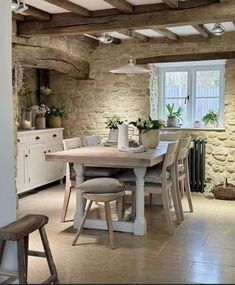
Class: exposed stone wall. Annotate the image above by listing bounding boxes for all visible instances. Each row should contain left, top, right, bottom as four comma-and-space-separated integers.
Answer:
47, 33, 235, 185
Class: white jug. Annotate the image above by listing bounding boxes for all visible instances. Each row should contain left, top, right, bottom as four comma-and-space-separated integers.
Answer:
117, 124, 134, 149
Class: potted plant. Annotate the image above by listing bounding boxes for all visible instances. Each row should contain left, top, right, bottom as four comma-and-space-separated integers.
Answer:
202, 110, 218, 127
166, 103, 183, 127
46, 106, 65, 128
31, 104, 50, 129
105, 115, 123, 142
130, 116, 163, 148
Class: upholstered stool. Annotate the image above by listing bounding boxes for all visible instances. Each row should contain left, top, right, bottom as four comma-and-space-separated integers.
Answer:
72, 178, 124, 249
0, 214, 59, 284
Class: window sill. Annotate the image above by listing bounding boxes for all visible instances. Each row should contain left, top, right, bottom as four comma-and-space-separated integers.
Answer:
162, 127, 225, 132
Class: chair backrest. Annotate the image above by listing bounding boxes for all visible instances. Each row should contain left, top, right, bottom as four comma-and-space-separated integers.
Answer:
63, 137, 82, 150
160, 131, 185, 141
163, 141, 179, 170
84, 135, 102, 146
176, 136, 191, 161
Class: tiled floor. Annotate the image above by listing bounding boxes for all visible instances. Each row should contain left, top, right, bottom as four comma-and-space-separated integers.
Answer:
18, 183, 235, 284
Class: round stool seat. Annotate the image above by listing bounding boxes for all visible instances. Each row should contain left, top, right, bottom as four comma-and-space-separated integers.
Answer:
0, 214, 48, 241
79, 178, 123, 194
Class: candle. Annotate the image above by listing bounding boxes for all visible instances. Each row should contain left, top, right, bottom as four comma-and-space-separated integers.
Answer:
24, 120, 31, 129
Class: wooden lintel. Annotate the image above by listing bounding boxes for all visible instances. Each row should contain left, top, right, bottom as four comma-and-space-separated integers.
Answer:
192, 24, 211, 38
13, 44, 89, 79
103, 0, 133, 13
136, 51, 235, 65
162, 0, 179, 8
12, 12, 25, 21
43, 0, 90, 17
24, 5, 51, 21
152, 28, 179, 40
18, 0, 229, 37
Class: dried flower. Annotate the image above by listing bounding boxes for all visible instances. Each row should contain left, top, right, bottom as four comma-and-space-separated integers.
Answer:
31, 104, 50, 115
40, 86, 53, 96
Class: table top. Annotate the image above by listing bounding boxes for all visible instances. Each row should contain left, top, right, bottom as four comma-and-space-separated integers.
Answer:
45, 144, 168, 168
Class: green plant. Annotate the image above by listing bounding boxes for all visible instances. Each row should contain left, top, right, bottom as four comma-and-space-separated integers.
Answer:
105, 115, 124, 129
130, 116, 164, 133
202, 110, 218, 125
47, 106, 65, 117
166, 103, 183, 120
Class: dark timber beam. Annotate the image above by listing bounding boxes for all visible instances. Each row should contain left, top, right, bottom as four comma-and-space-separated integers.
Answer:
12, 12, 25, 21
162, 0, 179, 8
24, 5, 51, 21
119, 29, 149, 41
152, 27, 179, 40
103, 0, 133, 13
136, 51, 235, 65
192, 24, 211, 38
13, 44, 89, 79
43, 0, 90, 16
18, 0, 232, 37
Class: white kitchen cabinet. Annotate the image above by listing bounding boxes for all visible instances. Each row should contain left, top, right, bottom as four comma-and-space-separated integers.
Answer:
16, 128, 64, 194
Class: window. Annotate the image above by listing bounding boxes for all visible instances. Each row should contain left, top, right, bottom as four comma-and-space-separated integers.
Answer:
159, 61, 225, 127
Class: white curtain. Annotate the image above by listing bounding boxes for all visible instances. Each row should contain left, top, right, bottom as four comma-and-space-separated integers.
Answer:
149, 65, 160, 119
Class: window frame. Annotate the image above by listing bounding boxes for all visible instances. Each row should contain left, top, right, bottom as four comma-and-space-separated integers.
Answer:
159, 62, 225, 127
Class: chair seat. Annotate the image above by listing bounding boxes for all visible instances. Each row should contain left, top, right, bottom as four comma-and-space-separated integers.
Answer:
118, 166, 170, 184
0, 214, 48, 241
79, 178, 123, 194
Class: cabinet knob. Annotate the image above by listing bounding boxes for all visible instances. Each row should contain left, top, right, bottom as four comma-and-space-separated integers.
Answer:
18, 138, 20, 142
48, 150, 51, 153
35, 136, 40, 140
44, 151, 47, 154
53, 134, 57, 138
25, 154, 28, 158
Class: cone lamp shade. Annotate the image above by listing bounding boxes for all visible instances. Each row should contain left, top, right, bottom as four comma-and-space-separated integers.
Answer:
110, 57, 150, 74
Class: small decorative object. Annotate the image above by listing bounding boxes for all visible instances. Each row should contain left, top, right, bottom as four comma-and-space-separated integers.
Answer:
117, 124, 134, 149
202, 110, 218, 128
46, 106, 65, 128
31, 104, 49, 129
105, 115, 123, 143
40, 86, 53, 97
194, 120, 201, 128
130, 116, 164, 149
211, 178, 235, 200
166, 103, 183, 127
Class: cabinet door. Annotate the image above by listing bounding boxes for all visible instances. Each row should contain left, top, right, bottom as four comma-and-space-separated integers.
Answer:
28, 142, 46, 187
16, 144, 28, 194
46, 141, 64, 182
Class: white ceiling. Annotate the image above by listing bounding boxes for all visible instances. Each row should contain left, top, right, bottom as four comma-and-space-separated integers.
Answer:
25, 0, 68, 13
69, 0, 114, 11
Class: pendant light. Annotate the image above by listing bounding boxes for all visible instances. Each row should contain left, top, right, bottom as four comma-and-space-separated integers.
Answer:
110, 57, 150, 75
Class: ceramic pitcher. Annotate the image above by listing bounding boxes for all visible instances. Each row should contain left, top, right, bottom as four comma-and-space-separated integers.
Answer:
117, 124, 134, 148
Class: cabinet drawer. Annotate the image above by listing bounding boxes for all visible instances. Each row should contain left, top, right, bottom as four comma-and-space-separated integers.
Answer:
47, 131, 63, 141
17, 133, 48, 144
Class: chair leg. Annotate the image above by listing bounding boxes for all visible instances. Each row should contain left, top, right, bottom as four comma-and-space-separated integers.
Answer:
61, 174, 72, 223
17, 238, 28, 284
72, 200, 93, 246
185, 175, 193, 212
131, 191, 136, 220
170, 184, 181, 225
39, 227, 59, 284
179, 179, 184, 198
104, 202, 115, 249
117, 195, 124, 221
149, 193, 153, 207
0, 240, 6, 265
162, 185, 174, 235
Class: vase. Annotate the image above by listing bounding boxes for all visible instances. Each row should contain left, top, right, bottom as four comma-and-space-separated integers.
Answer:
35, 114, 46, 129
47, 115, 62, 128
108, 128, 118, 142
205, 121, 217, 128
167, 116, 178, 127
139, 129, 160, 149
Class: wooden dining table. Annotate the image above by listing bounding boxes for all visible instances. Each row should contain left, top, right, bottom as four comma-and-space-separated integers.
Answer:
45, 143, 168, 236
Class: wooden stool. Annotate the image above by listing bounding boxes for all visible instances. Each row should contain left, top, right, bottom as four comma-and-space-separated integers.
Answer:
72, 178, 124, 249
0, 214, 59, 284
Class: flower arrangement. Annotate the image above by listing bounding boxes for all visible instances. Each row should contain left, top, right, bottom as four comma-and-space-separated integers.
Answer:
105, 115, 123, 129
31, 104, 50, 116
47, 106, 65, 117
130, 116, 164, 133
40, 86, 53, 96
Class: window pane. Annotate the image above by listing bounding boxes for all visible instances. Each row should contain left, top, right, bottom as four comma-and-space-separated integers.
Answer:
196, 70, 220, 98
165, 72, 188, 98
195, 98, 219, 121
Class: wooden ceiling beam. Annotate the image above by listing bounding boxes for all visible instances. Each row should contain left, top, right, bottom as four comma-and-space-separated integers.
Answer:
162, 0, 179, 8
12, 12, 25, 21
192, 24, 211, 38
103, 0, 133, 13
152, 27, 179, 40
18, 0, 234, 37
13, 43, 89, 79
119, 29, 149, 41
24, 5, 51, 21
136, 51, 235, 65
43, 0, 91, 16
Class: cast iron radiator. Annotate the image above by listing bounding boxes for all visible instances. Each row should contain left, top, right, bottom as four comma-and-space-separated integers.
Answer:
188, 138, 207, 193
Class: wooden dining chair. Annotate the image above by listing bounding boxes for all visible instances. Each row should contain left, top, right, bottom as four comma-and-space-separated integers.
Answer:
62, 137, 82, 222
175, 136, 193, 217
83, 135, 103, 147
118, 141, 181, 235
